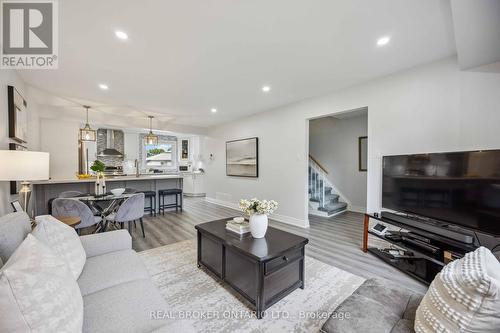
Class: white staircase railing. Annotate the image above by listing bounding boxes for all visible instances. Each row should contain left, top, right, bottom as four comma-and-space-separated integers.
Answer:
308, 155, 351, 211
309, 157, 329, 208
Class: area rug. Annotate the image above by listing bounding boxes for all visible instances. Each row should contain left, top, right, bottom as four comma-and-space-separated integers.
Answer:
138, 239, 365, 332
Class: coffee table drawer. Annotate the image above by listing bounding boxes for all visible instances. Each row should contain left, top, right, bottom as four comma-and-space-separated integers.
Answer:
200, 234, 223, 277
264, 248, 302, 275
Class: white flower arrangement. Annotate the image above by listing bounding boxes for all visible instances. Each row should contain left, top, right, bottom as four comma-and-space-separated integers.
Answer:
239, 198, 278, 216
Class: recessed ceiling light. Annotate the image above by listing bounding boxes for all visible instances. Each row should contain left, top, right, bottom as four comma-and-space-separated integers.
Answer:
115, 30, 128, 40
98, 83, 109, 90
262, 85, 271, 93
376, 36, 391, 47
211, 108, 217, 113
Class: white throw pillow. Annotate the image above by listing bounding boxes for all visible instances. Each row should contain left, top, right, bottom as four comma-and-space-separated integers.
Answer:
0, 234, 83, 333
32, 215, 86, 279
415, 246, 500, 333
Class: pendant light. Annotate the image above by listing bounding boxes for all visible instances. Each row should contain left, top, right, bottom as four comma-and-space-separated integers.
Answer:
79, 105, 96, 142
144, 116, 158, 145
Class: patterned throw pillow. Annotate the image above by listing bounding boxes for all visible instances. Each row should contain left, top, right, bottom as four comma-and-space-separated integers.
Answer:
415, 246, 500, 332
0, 234, 83, 332
33, 215, 86, 279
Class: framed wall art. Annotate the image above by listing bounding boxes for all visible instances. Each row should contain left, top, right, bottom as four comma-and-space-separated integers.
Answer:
8, 85, 28, 143
226, 137, 258, 177
358, 136, 368, 171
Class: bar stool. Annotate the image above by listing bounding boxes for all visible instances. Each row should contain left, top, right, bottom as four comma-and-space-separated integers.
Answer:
158, 188, 183, 215
141, 191, 156, 216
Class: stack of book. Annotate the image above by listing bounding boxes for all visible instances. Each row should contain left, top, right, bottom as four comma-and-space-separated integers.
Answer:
226, 220, 250, 235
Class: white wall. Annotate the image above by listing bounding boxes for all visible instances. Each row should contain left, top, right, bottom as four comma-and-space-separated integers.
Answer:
0, 70, 41, 216
205, 57, 500, 227
204, 110, 309, 227
451, 0, 500, 71
40, 118, 80, 179
309, 114, 367, 211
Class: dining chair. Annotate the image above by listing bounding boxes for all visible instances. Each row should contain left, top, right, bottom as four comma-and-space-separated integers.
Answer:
58, 191, 84, 198
52, 198, 102, 234
105, 193, 146, 237
58, 190, 104, 216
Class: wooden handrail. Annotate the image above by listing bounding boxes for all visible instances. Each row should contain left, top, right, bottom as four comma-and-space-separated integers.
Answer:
309, 154, 328, 174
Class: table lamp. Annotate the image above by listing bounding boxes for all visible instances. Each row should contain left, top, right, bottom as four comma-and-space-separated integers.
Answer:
0, 150, 50, 214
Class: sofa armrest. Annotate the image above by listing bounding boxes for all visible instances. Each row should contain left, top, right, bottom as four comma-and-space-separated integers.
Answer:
79, 230, 132, 258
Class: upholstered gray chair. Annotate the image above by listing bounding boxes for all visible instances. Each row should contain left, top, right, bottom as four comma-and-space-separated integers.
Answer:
105, 193, 146, 237
58, 190, 84, 198
52, 198, 102, 234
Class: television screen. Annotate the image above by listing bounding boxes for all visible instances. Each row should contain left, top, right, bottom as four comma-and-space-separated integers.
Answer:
382, 150, 500, 235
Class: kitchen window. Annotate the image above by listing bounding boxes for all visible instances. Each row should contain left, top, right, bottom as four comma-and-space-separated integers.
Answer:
143, 141, 177, 172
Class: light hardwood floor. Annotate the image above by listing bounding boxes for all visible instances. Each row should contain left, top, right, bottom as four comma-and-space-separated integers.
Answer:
128, 197, 427, 293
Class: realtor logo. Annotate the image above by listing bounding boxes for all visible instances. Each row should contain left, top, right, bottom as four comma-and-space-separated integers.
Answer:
1, 0, 58, 69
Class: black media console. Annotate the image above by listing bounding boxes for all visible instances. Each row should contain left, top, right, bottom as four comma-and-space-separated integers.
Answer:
362, 212, 477, 285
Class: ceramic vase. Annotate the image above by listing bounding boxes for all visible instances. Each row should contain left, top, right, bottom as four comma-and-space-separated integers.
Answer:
249, 214, 268, 238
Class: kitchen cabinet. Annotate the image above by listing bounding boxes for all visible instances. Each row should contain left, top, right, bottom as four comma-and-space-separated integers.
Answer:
182, 172, 205, 197
123, 132, 139, 161
180, 138, 190, 161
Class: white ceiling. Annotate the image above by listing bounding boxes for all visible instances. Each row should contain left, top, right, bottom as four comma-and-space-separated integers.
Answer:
20, 0, 456, 128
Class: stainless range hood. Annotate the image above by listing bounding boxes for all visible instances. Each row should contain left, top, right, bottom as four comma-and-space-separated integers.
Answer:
98, 129, 124, 157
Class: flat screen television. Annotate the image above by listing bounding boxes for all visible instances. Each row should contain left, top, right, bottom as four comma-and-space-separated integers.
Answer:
382, 150, 500, 235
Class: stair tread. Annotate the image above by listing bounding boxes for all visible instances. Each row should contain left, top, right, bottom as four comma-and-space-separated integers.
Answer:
318, 202, 348, 214
322, 202, 347, 209
325, 194, 339, 203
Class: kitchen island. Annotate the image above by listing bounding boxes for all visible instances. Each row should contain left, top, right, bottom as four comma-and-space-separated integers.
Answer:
32, 174, 183, 215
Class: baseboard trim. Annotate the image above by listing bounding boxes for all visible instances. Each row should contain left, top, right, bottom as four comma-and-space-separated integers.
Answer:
205, 197, 239, 210
205, 197, 309, 228
349, 205, 366, 213
309, 210, 329, 217
271, 212, 309, 228
184, 193, 207, 197
309, 209, 347, 218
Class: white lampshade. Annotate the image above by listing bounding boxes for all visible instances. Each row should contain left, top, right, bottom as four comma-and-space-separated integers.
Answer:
0, 151, 50, 181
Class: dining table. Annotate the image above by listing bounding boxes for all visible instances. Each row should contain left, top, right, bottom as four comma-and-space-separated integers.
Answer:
76, 193, 136, 232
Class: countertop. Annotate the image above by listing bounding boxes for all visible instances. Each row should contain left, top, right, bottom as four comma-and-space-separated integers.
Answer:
32, 174, 184, 185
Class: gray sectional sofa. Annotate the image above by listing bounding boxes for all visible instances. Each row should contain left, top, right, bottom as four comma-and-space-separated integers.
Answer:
321, 278, 422, 333
5, 210, 497, 333
0, 212, 170, 333
322, 253, 500, 333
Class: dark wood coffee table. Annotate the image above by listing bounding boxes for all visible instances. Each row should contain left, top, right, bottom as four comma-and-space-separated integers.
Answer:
195, 218, 309, 318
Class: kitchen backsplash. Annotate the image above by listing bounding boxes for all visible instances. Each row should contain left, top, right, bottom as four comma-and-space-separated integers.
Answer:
97, 129, 124, 167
